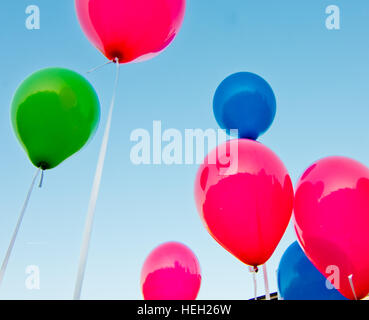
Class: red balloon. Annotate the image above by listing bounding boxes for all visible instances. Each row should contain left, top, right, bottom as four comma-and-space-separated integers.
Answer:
194, 139, 294, 267
75, 0, 186, 63
294, 156, 369, 300
141, 242, 201, 300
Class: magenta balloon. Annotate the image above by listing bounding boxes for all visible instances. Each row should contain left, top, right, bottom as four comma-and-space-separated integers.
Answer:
194, 139, 294, 267
75, 0, 186, 63
294, 156, 369, 300
140, 242, 201, 300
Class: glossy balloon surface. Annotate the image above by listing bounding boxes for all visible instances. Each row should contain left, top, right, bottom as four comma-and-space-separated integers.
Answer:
11, 68, 100, 170
75, 0, 186, 63
278, 241, 347, 300
194, 139, 293, 267
141, 242, 201, 300
213, 72, 276, 140
294, 156, 369, 300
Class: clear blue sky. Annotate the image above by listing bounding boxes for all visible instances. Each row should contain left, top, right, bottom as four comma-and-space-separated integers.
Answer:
1, 0, 369, 299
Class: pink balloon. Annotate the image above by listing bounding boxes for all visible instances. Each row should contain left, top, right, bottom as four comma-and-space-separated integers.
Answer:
194, 139, 294, 267
141, 242, 201, 300
75, 0, 186, 63
294, 156, 369, 300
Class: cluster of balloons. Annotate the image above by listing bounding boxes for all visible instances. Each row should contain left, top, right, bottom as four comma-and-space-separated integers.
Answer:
138, 68, 286, 300
9, 0, 369, 301
195, 71, 369, 300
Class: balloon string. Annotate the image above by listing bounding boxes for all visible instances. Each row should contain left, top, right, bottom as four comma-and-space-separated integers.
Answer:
86, 60, 114, 74
348, 274, 358, 300
39, 170, 44, 188
0, 167, 41, 286
253, 272, 257, 300
249, 266, 258, 300
263, 263, 271, 300
73, 57, 120, 300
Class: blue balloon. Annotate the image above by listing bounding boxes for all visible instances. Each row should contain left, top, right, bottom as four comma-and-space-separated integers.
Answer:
277, 241, 347, 300
213, 72, 276, 140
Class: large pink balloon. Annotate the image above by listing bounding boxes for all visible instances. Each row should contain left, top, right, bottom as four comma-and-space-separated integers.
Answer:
75, 0, 186, 63
294, 156, 369, 300
141, 242, 201, 300
194, 139, 294, 267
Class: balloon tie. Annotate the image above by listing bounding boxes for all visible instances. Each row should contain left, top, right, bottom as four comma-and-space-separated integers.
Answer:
348, 274, 358, 300
0, 167, 41, 286
74, 57, 120, 300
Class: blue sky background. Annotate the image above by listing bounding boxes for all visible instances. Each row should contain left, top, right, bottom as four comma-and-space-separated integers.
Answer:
1, 0, 369, 299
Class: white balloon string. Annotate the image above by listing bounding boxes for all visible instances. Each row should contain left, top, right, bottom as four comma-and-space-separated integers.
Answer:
263, 263, 271, 300
0, 167, 41, 286
253, 272, 258, 300
348, 274, 358, 300
249, 266, 258, 300
86, 60, 114, 74
74, 57, 120, 300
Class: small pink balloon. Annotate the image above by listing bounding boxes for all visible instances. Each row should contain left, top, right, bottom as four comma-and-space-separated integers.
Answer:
294, 156, 369, 300
141, 242, 201, 300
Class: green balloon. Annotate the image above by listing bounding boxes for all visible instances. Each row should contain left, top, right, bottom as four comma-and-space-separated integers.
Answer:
11, 68, 100, 170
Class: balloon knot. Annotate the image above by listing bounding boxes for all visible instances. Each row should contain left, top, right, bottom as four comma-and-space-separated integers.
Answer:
37, 162, 49, 170
249, 266, 259, 273
113, 57, 119, 64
